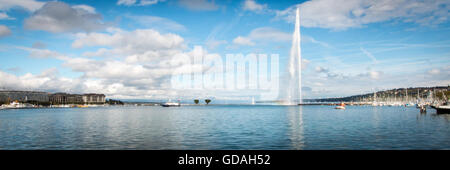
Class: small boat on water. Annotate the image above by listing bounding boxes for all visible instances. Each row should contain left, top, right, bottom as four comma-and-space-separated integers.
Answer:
431, 104, 450, 114
2, 100, 32, 109
161, 99, 181, 107
335, 103, 346, 109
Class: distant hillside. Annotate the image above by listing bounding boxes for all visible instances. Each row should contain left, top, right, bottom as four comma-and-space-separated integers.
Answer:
312, 86, 450, 102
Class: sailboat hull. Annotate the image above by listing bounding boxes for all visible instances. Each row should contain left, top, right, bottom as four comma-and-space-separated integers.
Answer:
431, 105, 450, 114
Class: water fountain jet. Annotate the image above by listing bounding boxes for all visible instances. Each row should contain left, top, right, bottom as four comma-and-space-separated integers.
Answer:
284, 7, 302, 105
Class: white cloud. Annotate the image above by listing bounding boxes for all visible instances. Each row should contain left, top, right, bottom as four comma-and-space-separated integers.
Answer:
243, 0, 268, 13
315, 66, 328, 73
232, 36, 255, 46
0, 12, 14, 20
72, 28, 185, 57
117, 0, 164, 6
0, 25, 11, 37
276, 0, 450, 30
354, 70, 383, 80
59, 28, 215, 98
7, 45, 212, 98
117, 0, 137, 6
126, 15, 186, 31
369, 71, 381, 80
17, 47, 68, 60
140, 0, 162, 6
428, 68, 440, 75
73, 5, 96, 14
248, 27, 291, 42
232, 27, 291, 46
0, 69, 79, 93
0, 0, 44, 12
24, 2, 107, 33
178, 0, 218, 11
233, 27, 330, 48
32, 42, 46, 49
206, 39, 227, 50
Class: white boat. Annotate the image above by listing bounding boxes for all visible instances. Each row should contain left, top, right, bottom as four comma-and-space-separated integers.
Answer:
161, 99, 180, 107
335, 106, 345, 109
162, 102, 180, 107
432, 105, 450, 114
335, 103, 346, 109
3, 101, 30, 108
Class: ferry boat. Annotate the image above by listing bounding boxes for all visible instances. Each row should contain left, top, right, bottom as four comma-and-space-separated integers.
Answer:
3, 100, 30, 109
161, 99, 181, 107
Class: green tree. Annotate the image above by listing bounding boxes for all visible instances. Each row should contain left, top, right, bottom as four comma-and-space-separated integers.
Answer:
205, 99, 211, 105
194, 99, 199, 104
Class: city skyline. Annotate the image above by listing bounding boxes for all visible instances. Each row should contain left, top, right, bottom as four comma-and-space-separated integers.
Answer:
0, 0, 449, 100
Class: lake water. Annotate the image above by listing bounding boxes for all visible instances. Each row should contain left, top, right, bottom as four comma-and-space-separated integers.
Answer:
0, 105, 449, 150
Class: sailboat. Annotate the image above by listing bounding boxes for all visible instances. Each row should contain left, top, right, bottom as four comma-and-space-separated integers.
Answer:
371, 92, 378, 106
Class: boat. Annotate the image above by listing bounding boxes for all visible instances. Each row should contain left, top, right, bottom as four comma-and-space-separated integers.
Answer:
431, 91, 449, 114
162, 102, 180, 107
431, 102, 450, 114
161, 99, 181, 107
3, 100, 30, 109
335, 103, 346, 109
431, 105, 450, 114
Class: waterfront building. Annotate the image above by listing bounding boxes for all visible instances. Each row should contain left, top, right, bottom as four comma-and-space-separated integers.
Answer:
0, 90, 106, 105
82, 93, 106, 104
49, 93, 84, 104
0, 91, 49, 104
50, 93, 105, 104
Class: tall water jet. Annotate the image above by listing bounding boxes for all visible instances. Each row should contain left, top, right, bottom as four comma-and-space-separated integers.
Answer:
286, 7, 302, 105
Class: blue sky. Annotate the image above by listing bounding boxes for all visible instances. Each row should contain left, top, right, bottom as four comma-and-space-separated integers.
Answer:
0, 0, 449, 100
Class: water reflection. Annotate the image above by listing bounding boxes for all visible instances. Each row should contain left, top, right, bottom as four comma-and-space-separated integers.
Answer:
431, 113, 450, 122
1, 106, 450, 149
287, 106, 305, 149
416, 108, 450, 123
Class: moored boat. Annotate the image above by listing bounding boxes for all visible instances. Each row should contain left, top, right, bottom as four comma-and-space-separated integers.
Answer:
431, 105, 450, 114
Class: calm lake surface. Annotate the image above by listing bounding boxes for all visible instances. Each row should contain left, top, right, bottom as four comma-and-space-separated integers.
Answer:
0, 105, 449, 150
